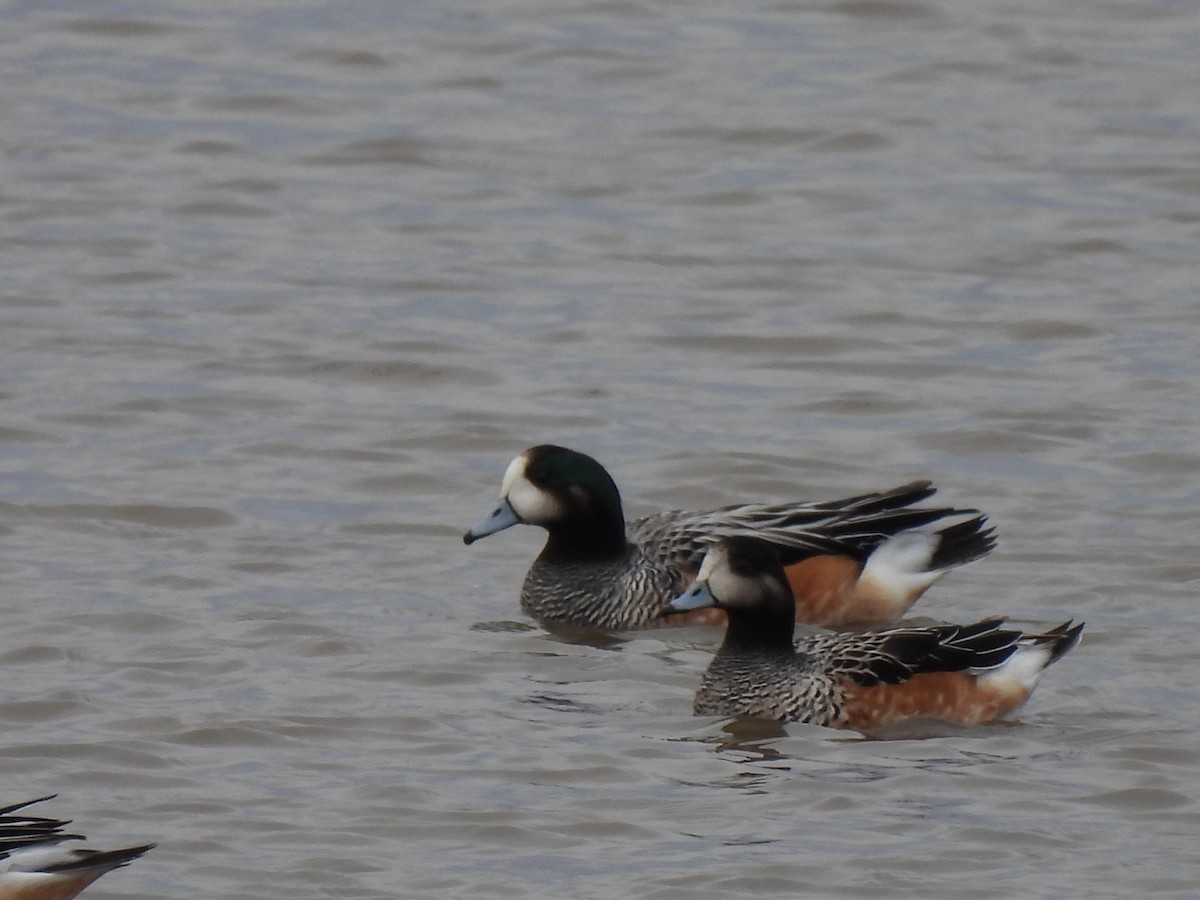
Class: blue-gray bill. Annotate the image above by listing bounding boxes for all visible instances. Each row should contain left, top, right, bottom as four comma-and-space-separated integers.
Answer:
659, 581, 717, 617
463, 497, 521, 544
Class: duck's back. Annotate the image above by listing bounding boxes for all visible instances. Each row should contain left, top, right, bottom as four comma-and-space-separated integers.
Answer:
629, 505, 854, 571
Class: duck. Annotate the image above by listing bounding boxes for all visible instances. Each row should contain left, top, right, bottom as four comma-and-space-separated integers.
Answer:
660, 535, 1083, 730
463, 444, 995, 631
0, 796, 154, 900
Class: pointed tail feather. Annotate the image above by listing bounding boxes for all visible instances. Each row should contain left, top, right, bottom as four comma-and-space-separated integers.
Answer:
805, 480, 937, 516
1031, 620, 1084, 668
0, 797, 60, 818
0, 796, 153, 885
39, 843, 157, 874
974, 620, 1083, 696
928, 515, 997, 571
0, 796, 82, 853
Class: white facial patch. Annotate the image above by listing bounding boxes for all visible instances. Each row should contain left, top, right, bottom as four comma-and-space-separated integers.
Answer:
698, 542, 787, 609
501, 452, 564, 524
699, 544, 757, 607
696, 543, 726, 583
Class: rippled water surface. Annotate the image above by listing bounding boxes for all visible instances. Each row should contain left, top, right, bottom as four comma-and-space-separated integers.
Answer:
2, 1, 1198, 897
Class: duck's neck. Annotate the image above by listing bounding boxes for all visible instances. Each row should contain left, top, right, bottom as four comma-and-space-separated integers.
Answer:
540, 512, 628, 563
721, 607, 796, 655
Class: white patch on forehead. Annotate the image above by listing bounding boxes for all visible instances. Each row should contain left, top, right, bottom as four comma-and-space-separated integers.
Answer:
498, 453, 528, 497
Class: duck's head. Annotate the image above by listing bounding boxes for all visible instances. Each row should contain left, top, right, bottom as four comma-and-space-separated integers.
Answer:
661, 537, 796, 644
463, 445, 626, 554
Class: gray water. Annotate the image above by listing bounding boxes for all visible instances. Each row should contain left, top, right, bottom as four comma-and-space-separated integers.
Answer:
2, 1, 1198, 897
